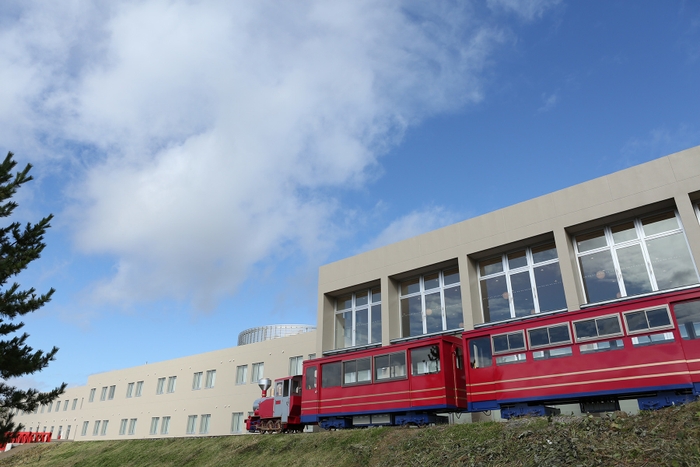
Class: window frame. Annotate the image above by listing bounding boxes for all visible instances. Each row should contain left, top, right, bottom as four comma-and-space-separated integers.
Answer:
205, 370, 216, 389
167, 376, 177, 393
236, 365, 248, 385
574, 210, 699, 305
399, 268, 463, 338
491, 330, 527, 355
572, 313, 624, 342
192, 372, 202, 390
373, 351, 407, 382
478, 241, 566, 323
251, 363, 264, 383
156, 377, 165, 395
526, 323, 573, 349
289, 356, 303, 376
342, 357, 372, 386
622, 305, 674, 335
334, 286, 382, 348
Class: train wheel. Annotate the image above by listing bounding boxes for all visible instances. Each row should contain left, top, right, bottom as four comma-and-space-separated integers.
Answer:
273, 420, 282, 433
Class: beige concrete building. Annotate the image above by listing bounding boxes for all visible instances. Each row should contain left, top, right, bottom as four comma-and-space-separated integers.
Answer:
317, 145, 700, 357
12, 145, 700, 438
13, 325, 316, 440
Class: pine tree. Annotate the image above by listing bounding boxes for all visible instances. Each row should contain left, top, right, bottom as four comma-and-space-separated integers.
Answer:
0, 152, 65, 442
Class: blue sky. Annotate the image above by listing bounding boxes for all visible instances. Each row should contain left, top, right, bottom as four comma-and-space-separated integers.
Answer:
1, 0, 699, 391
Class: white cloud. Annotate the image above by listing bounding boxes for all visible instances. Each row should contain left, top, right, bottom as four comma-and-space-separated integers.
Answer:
0, 1, 507, 310
487, 0, 561, 21
537, 91, 559, 113
359, 207, 462, 253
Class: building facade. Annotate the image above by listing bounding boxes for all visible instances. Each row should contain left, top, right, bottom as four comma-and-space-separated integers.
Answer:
12, 326, 316, 441
316, 145, 700, 359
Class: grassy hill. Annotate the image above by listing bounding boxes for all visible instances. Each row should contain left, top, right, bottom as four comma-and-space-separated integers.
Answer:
2, 402, 700, 467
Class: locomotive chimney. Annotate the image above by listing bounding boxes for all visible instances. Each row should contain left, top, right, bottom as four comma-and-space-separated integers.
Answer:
258, 378, 272, 397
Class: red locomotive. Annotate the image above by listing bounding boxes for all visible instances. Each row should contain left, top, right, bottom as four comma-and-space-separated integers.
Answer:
247, 288, 700, 431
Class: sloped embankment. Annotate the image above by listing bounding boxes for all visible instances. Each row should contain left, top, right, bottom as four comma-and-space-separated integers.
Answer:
2, 402, 700, 467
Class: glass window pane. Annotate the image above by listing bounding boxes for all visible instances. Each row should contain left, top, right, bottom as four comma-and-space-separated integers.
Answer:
355, 308, 368, 346
642, 211, 678, 236
578, 250, 620, 303
549, 324, 570, 343
357, 358, 371, 382
410, 345, 440, 375
425, 292, 443, 334
469, 337, 492, 369
616, 244, 653, 296
597, 316, 621, 336
401, 278, 420, 295
391, 352, 406, 378
611, 222, 637, 243
533, 262, 567, 312
374, 355, 390, 380
371, 287, 381, 303
646, 308, 671, 328
480, 256, 503, 276
337, 295, 352, 310
400, 296, 423, 337
423, 273, 439, 290
625, 311, 648, 332
321, 362, 341, 388
646, 233, 698, 290
574, 320, 597, 339
531, 242, 558, 263
443, 268, 460, 286
528, 328, 549, 347
343, 360, 357, 384
444, 286, 463, 330
370, 304, 382, 344
674, 300, 700, 340
355, 292, 368, 308
492, 335, 509, 353
335, 311, 352, 348
510, 271, 534, 317
576, 230, 607, 252
508, 332, 525, 350
481, 277, 510, 322
508, 250, 528, 269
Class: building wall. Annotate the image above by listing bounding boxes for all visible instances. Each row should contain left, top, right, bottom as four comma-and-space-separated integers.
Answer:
317, 145, 700, 355
13, 330, 316, 440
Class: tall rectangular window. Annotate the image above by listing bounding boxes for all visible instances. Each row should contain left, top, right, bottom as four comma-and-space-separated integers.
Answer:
335, 287, 382, 348
161, 416, 170, 435
199, 414, 211, 434
400, 268, 463, 337
88, 388, 95, 402
186, 415, 197, 435
92, 420, 101, 436
289, 356, 303, 376
81, 421, 89, 436
128, 418, 137, 435
150, 417, 160, 435
135, 381, 143, 397
479, 242, 567, 323
575, 210, 698, 304
251, 363, 263, 383
100, 386, 107, 401
108, 385, 116, 400
231, 413, 244, 433
100, 420, 109, 436
72, 398, 78, 410
63, 400, 69, 411
236, 365, 248, 385
192, 372, 203, 390
205, 370, 216, 389
119, 419, 128, 435
156, 377, 165, 395
126, 382, 134, 398
167, 376, 177, 393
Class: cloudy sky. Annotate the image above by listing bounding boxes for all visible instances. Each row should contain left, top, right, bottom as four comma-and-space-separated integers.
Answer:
1, 0, 699, 390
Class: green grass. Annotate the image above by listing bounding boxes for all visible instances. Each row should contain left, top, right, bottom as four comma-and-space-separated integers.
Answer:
3, 402, 700, 466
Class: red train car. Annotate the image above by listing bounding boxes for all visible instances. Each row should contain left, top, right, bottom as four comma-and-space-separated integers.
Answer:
300, 335, 466, 429
246, 375, 304, 433
462, 288, 700, 418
